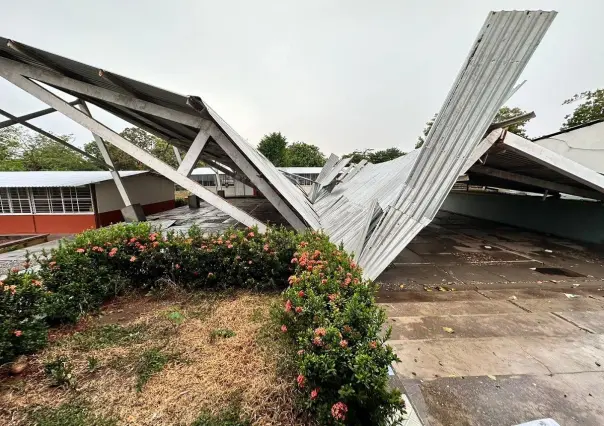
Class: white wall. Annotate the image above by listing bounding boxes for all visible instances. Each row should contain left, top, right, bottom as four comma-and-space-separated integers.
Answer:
442, 191, 604, 244
95, 174, 174, 213
535, 121, 604, 173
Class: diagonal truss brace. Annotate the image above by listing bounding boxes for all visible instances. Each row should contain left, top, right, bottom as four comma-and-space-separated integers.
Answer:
76, 100, 133, 206
0, 70, 267, 232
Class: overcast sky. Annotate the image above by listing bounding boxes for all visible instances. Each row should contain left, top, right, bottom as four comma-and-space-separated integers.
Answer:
1, 0, 602, 155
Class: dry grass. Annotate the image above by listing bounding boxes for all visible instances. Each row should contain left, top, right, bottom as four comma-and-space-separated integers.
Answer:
0, 291, 298, 426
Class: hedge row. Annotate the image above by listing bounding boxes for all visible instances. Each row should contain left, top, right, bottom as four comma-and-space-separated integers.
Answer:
0, 222, 402, 425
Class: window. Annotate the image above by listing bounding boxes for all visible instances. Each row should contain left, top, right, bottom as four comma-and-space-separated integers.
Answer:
0, 186, 93, 215
0, 188, 32, 214
220, 175, 234, 187
0, 188, 11, 213
196, 174, 217, 187
30, 186, 93, 213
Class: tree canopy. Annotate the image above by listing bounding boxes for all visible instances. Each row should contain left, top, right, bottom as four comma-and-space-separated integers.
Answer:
258, 132, 288, 166
83, 127, 181, 170
0, 125, 184, 172
0, 126, 99, 171
416, 106, 531, 149
286, 142, 327, 167
257, 132, 327, 167
561, 89, 604, 130
342, 147, 406, 164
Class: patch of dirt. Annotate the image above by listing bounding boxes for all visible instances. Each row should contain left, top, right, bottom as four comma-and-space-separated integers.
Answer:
0, 292, 297, 426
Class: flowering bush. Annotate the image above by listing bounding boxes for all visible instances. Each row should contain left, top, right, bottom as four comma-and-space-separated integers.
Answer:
275, 236, 403, 425
0, 273, 49, 362
0, 223, 401, 425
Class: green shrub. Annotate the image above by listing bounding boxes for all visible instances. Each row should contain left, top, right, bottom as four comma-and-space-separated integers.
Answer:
275, 235, 403, 425
0, 273, 49, 362
0, 223, 401, 425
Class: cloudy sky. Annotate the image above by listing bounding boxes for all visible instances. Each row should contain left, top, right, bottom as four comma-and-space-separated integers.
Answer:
0, 0, 602, 155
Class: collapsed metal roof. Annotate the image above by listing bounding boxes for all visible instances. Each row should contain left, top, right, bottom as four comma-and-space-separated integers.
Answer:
5, 10, 602, 280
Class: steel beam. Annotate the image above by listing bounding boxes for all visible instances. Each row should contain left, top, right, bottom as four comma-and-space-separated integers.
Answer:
208, 124, 308, 229
177, 125, 211, 176
502, 133, 604, 194
0, 106, 111, 170
470, 164, 604, 200
201, 157, 255, 188
0, 100, 80, 129
0, 56, 203, 128
77, 100, 133, 206
0, 71, 266, 231
462, 128, 505, 171
173, 146, 183, 165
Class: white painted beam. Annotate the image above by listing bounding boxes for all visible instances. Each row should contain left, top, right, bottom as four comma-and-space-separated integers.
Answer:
208, 125, 308, 230
470, 164, 604, 200
461, 128, 505, 172
177, 125, 211, 176
172, 146, 183, 166
77, 101, 133, 206
0, 57, 203, 128
0, 71, 266, 231
502, 132, 604, 194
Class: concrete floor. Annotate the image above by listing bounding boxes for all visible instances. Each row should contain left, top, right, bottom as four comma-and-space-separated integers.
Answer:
378, 210, 604, 426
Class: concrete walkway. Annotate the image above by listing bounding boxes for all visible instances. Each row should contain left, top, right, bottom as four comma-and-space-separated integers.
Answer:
383, 288, 604, 426
378, 211, 604, 426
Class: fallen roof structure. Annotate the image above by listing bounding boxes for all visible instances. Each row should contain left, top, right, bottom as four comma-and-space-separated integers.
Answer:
5, 10, 602, 280
533, 119, 604, 174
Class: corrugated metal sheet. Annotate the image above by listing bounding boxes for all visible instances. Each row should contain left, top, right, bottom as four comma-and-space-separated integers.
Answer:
0, 171, 146, 187
358, 10, 558, 279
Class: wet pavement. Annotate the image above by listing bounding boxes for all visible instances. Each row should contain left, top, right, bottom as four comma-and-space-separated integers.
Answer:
378, 211, 604, 426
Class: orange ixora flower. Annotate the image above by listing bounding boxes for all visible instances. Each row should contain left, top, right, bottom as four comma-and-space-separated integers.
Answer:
310, 388, 319, 400
296, 374, 305, 388
314, 327, 326, 337
339, 340, 348, 348
129, 256, 137, 262
247, 231, 255, 238
331, 402, 348, 421
285, 300, 292, 312
281, 325, 288, 333
13, 330, 22, 337
76, 248, 85, 253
